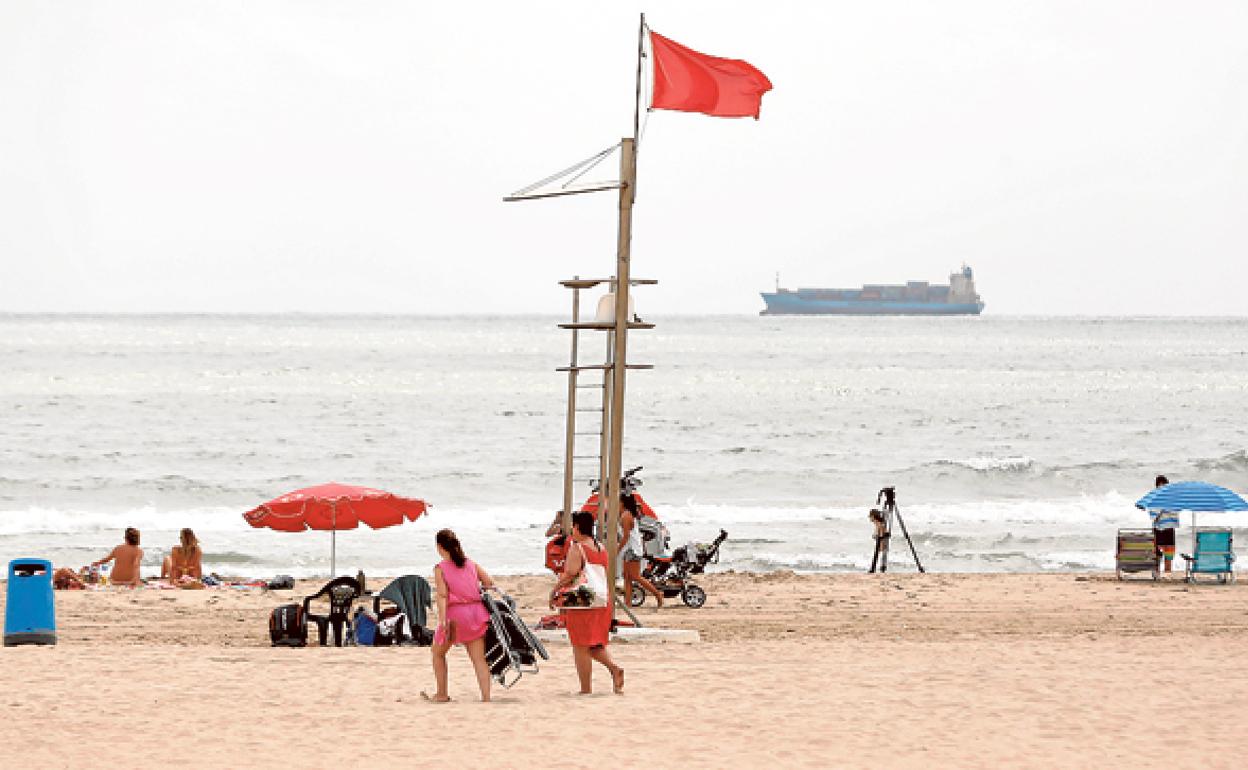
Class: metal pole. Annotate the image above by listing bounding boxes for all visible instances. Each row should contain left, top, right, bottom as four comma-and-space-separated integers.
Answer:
330, 500, 337, 578
632, 13, 646, 148
601, 13, 645, 622
561, 282, 581, 536
894, 507, 926, 573
604, 137, 637, 617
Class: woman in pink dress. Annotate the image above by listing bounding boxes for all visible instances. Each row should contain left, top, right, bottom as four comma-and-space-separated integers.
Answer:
422, 529, 496, 703
554, 511, 624, 694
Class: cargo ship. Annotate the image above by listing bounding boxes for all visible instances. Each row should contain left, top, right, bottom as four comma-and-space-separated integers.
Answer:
759, 265, 985, 316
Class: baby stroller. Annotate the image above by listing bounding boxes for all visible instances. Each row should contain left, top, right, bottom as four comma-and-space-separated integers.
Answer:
481, 588, 549, 688
630, 529, 728, 609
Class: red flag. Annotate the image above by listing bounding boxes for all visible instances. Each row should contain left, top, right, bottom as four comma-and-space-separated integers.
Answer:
649, 30, 773, 119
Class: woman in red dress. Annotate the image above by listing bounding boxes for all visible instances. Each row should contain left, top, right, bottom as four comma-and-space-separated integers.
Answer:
555, 510, 624, 694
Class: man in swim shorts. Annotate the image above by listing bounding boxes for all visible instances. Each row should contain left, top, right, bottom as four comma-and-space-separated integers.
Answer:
1151, 475, 1179, 574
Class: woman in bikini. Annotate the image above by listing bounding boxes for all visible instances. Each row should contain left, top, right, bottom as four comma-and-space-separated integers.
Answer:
554, 510, 624, 695
161, 528, 203, 585
423, 529, 496, 703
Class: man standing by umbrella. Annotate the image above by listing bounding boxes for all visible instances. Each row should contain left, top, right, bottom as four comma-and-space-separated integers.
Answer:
1151, 475, 1180, 575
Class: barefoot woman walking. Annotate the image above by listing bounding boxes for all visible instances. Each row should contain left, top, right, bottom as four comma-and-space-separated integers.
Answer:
424, 529, 496, 703
555, 511, 624, 694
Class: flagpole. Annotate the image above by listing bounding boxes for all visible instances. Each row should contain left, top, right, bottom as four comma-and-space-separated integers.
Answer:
633, 13, 646, 143
605, 15, 645, 620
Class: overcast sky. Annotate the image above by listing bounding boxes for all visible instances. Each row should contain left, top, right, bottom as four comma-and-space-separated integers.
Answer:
2, 1, 1246, 315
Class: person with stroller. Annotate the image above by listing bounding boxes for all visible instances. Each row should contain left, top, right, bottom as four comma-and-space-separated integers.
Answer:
620, 494, 663, 608
423, 529, 497, 703
555, 510, 624, 694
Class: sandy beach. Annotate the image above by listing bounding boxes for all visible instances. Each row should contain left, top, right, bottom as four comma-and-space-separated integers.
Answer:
4, 571, 1247, 769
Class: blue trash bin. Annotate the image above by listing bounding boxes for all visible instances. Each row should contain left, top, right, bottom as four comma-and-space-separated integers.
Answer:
4, 558, 57, 646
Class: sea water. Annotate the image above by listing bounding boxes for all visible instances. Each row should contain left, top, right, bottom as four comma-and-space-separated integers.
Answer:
2, 314, 1245, 577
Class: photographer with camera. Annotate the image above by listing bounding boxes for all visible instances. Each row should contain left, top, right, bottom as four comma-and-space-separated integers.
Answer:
868, 508, 889, 573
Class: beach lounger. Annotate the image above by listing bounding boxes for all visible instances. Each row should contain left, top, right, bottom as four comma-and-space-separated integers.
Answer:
480, 588, 549, 688
372, 575, 434, 645
1115, 529, 1159, 581
1181, 528, 1235, 584
302, 576, 362, 646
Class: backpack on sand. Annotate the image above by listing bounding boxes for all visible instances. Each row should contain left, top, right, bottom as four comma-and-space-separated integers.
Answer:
269, 604, 307, 647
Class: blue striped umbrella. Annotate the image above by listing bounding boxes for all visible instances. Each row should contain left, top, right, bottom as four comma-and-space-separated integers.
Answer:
1135, 481, 1248, 513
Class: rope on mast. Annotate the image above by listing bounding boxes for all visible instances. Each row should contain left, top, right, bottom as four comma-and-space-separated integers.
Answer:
504, 143, 623, 201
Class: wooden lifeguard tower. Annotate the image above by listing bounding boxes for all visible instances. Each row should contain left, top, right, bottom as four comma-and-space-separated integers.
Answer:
505, 132, 651, 616
504, 15, 768, 623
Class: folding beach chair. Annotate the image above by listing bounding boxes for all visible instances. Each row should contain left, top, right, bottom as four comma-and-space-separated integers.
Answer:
302, 576, 363, 646
1181, 528, 1235, 584
1115, 529, 1159, 581
481, 588, 549, 688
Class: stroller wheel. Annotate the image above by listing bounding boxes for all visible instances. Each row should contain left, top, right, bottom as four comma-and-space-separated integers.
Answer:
681, 584, 707, 609
629, 584, 646, 607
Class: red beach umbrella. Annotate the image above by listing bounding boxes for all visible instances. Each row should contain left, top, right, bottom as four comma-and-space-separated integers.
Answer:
242, 482, 428, 576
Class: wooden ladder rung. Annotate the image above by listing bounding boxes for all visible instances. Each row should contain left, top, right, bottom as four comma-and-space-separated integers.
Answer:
557, 364, 653, 372
558, 321, 655, 331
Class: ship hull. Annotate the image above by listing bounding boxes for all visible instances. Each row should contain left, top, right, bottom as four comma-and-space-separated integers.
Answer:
759, 293, 984, 316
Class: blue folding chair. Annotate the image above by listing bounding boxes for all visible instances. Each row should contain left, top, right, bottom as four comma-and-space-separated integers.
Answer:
1181, 528, 1235, 584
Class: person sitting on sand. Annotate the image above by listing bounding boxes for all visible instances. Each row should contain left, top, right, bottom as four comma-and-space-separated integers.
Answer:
160, 528, 203, 585
92, 527, 144, 587
555, 510, 625, 695
422, 529, 497, 703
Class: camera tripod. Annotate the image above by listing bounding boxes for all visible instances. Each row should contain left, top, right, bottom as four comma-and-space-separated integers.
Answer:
870, 487, 925, 573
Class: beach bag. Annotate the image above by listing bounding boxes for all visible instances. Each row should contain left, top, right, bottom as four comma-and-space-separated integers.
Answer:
555, 543, 608, 609
269, 604, 307, 647
267, 574, 295, 590
353, 610, 378, 647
